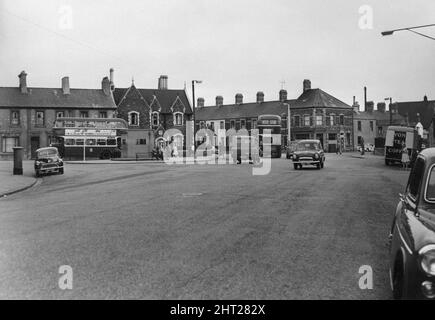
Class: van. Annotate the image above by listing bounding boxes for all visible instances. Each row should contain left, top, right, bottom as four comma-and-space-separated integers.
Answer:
384, 126, 418, 165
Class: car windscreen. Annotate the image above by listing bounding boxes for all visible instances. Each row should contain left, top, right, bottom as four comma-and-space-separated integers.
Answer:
37, 150, 57, 158
296, 142, 319, 151
425, 165, 435, 202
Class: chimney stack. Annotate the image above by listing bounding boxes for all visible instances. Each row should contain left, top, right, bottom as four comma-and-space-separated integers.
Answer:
197, 97, 205, 108
235, 93, 243, 105
366, 101, 374, 113
256, 91, 264, 104
303, 79, 311, 93
62, 77, 70, 95
364, 86, 367, 111
109, 68, 115, 91
279, 89, 287, 102
377, 102, 386, 113
102, 77, 111, 96
216, 96, 223, 107
158, 75, 168, 90
18, 71, 28, 94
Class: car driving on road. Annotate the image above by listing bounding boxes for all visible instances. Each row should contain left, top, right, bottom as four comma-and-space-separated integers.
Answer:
292, 139, 325, 170
389, 148, 435, 299
34, 147, 64, 177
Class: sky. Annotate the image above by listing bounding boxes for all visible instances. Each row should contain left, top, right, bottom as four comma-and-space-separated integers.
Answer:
0, 0, 434, 110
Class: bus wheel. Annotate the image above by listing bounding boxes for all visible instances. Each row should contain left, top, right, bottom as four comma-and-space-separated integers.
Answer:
100, 150, 111, 160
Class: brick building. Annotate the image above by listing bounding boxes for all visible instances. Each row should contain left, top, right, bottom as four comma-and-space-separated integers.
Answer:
0, 71, 117, 160
196, 80, 355, 152
113, 75, 193, 158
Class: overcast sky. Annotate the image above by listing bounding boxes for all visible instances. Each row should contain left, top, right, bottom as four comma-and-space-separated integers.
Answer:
0, 0, 434, 110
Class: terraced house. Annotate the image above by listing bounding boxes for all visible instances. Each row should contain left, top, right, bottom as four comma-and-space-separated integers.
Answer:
196, 80, 355, 153
113, 75, 193, 158
0, 71, 117, 160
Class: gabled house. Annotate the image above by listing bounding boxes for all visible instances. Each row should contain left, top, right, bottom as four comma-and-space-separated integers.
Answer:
113, 75, 193, 158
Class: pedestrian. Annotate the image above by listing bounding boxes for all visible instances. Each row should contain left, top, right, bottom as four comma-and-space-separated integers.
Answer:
360, 137, 365, 156
336, 137, 342, 155
401, 141, 410, 170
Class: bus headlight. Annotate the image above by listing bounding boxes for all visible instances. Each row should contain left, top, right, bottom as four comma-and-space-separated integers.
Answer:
420, 245, 435, 276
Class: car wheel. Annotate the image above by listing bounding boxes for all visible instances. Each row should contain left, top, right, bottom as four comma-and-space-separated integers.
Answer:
392, 259, 404, 300
293, 163, 298, 170
35, 170, 40, 178
321, 161, 324, 168
316, 163, 321, 169
59, 168, 64, 175
385, 159, 390, 166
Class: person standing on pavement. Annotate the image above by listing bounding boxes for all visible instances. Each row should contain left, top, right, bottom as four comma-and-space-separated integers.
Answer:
401, 141, 410, 169
360, 137, 365, 156
336, 137, 342, 155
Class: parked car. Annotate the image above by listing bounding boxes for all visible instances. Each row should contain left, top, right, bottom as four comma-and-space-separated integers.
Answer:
388, 148, 435, 299
292, 139, 325, 170
286, 141, 298, 159
357, 143, 374, 152
34, 147, 64, 177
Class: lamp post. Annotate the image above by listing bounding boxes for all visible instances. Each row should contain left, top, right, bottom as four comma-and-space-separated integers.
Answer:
192, 80, 202, 148
382, 23, 435, 41
283, 103, 291, 146
385, 97, 393, 125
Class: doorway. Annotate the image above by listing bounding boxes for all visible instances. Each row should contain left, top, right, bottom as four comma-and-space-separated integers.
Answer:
30, 136, 40, 159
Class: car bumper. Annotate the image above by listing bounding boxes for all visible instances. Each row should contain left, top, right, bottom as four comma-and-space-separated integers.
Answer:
36, 165, 63, 172
293, 159, 320, 164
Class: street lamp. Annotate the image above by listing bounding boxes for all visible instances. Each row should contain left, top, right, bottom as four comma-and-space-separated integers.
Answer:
192, 80, 202, 147
282, 103, 291, 145
382, 23, 435, 41
385, 97, 393, 125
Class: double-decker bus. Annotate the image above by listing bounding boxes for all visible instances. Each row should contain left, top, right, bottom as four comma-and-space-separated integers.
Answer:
51, 118, 128, 160
257, 114, 282, 158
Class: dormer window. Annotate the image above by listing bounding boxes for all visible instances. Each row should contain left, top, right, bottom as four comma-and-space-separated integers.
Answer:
174, 112, 183, 126
128, 111, 139, 126
152, 112, 159, 126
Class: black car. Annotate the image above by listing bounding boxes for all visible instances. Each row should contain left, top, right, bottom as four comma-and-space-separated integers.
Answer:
34, 147, 64, 177
292, 139, 325, 170
389, 148, 435, 299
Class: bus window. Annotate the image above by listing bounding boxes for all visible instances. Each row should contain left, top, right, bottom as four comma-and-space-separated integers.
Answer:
76, 139, 84, 146
107, 138, 117, 146
86, 139, 96, 146
97, 139, 107, 146
65, 139, 75, 146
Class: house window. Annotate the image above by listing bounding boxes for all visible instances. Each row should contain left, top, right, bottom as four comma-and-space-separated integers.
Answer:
99, 111, 107, 118
294, 115, 300, 127
1, 137, 19, 153
357, 121, 362, 131
56, 111, 64, 119
378, 126, 383, 136
173, 135, 183, 149
304, 115, 310, 126
370, 121, 374, 131
339, 114, 344, 125
328, 133, 337, 141
174, 112, 183, 126
315, 115, 323, 126
236, 120, 241, 130
241, 119, 246, 129
35, 111, 45, 127
330, 115, 335, 126
128, 111, 139, 126
220, 121, 225, 130
80, 111, 89, 118
136, 139, 147, 145
357, 136, 362, 145
11, 111, 20, 125
152, 112, 159, 126
209, 122, 215, 131
230, 120, 235, 129
252, 119, 257, 129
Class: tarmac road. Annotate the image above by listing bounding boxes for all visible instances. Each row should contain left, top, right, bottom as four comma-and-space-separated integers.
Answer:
0, 154, 409, 299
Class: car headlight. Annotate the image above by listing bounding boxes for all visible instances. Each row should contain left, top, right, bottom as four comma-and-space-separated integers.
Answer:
314, 153, 319, 159
35, 161, 41, 166
293, 155, 298, 161
419, 245, 435, 276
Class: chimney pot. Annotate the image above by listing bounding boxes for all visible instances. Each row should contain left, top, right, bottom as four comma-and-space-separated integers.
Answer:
377, 102, 386, 113
303, 79, 311, 93
256, 91, 264, 103
279, 89, 287, 102
62, 76, 70, 95
366, 101, 374, 113
158, 75, 168, 90
109, 68, 115, 91
18, 71, 28, 94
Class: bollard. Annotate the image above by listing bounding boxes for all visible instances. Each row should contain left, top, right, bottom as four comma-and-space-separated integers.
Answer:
13, 146, 24, 175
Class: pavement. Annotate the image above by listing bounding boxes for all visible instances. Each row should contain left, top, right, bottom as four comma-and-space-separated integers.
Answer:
0, 161, 37, 197
0, 153, 409, 299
